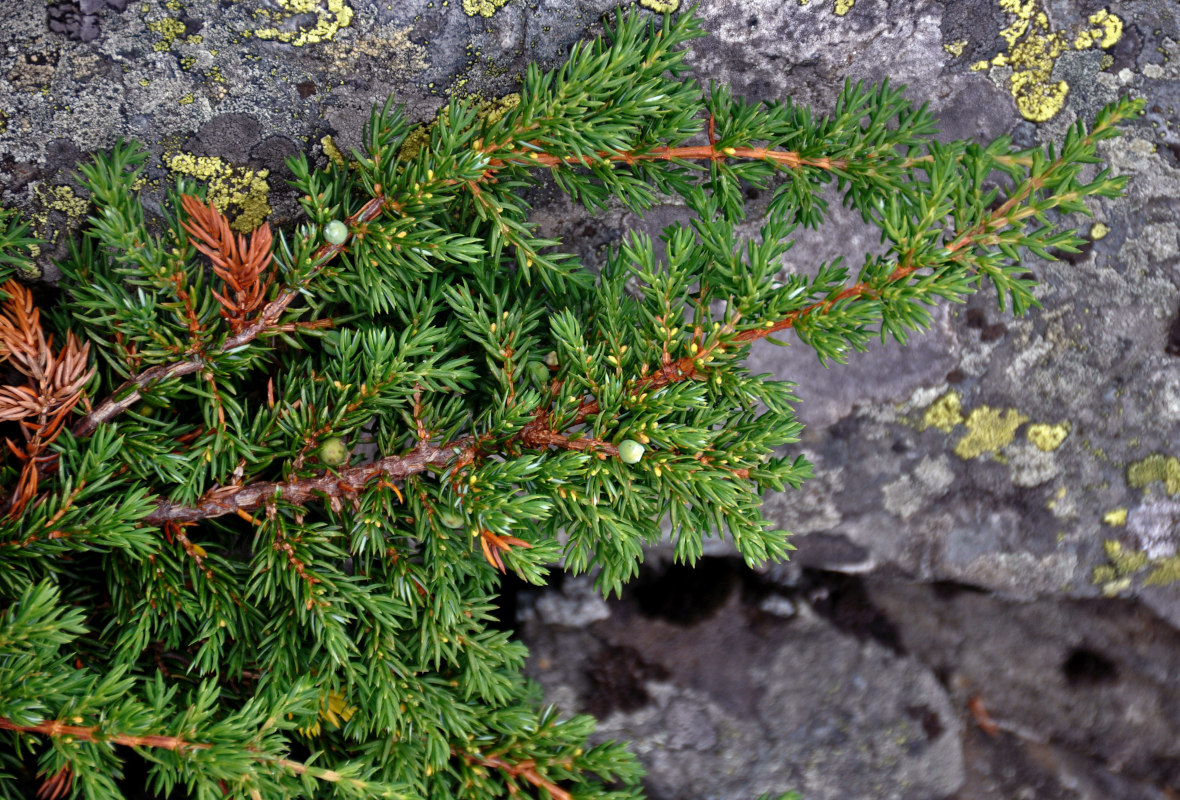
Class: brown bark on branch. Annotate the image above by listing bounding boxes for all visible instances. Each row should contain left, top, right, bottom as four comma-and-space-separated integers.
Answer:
144, 437, 472, 526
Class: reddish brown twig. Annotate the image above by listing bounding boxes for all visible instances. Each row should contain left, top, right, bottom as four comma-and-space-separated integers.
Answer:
459, 748, 574, 800
143, 437, 473, 526
0, 717, 355, 786
504, 142, 841, 172
968, 695, 1000, 737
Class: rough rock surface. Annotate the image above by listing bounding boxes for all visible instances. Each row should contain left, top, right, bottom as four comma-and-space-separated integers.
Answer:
3, 0, 1180, 797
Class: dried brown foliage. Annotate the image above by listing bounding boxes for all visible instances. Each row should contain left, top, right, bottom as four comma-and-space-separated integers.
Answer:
180, 194, 274, 334
0, 280, 94, 516
36, 766, 73, 800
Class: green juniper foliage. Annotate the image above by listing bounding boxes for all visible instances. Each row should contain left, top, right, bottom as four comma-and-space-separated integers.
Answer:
0, 8, 1139, 800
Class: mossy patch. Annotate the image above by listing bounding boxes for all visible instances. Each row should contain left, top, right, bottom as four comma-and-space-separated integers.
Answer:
166, 154, 271, 233
954, 406, 1028, 459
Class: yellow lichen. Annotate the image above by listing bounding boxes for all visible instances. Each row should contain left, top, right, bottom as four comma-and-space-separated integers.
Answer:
398, 92, 520, 162
397, 125, 431, 161
1093, 539, 1180, 590
1026, 421, 1069, 452
178, 93, 194, 105
321, 135, 347, 168
1090, 222, 1110, 240
166, 154, 271, 233
253, 0, 354, 46
463, 0, 509, 17
953, 406, 1028, 459
479, 92, 521, 125
833, 0, 855, 16
1086, 9, 1122, 48
639, 0, 679, 11
1126, 454, 1180, 495
26, 185, 88, 268
1101, 508, 1128, 526
1103, 539, 1148, 575
36, 185, 88, 220
972, 1, 1124, 122
944, 40, 968, 58
146, 17, 190, 52
1146, 557, 1180, 586
921, 391, 964, 433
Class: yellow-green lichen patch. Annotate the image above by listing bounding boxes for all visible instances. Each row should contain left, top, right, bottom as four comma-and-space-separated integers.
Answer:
26, 185, 89, 269
398, 92, 520, 162
479, 92, 521, 126
146, 16, 201, 52
1145, 557, 1180, 586
1126, 454, 1180, 495
1102, 507, 1128, 526
166, 154, 271, 233
944, 40, 968, 58
921, 390, 964, 433
321, 135, 347, 168
972, 1, 1124, 122
1090, 222, 1110, 240
463, 0, 510, 17
798, 0, 855, 14
1101, 539, 1147, 574
397, 125, 431, 162
953, 406, 1028, 459
1093, 539, 1180, 593
253, 0, 354, 47
639, 0, 680, 11
1026, 421, 1069, 452
36, 184, 88, 220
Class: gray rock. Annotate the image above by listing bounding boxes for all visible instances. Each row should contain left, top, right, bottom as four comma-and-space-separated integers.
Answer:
524, 588, 963, 800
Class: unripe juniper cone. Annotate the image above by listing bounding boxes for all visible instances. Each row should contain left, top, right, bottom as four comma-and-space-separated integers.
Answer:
0, 6, 1142, 799
438, 510, 466, 529
323, 219, 349, 245
317, 436, 350, 466
618, 439, 646, 464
